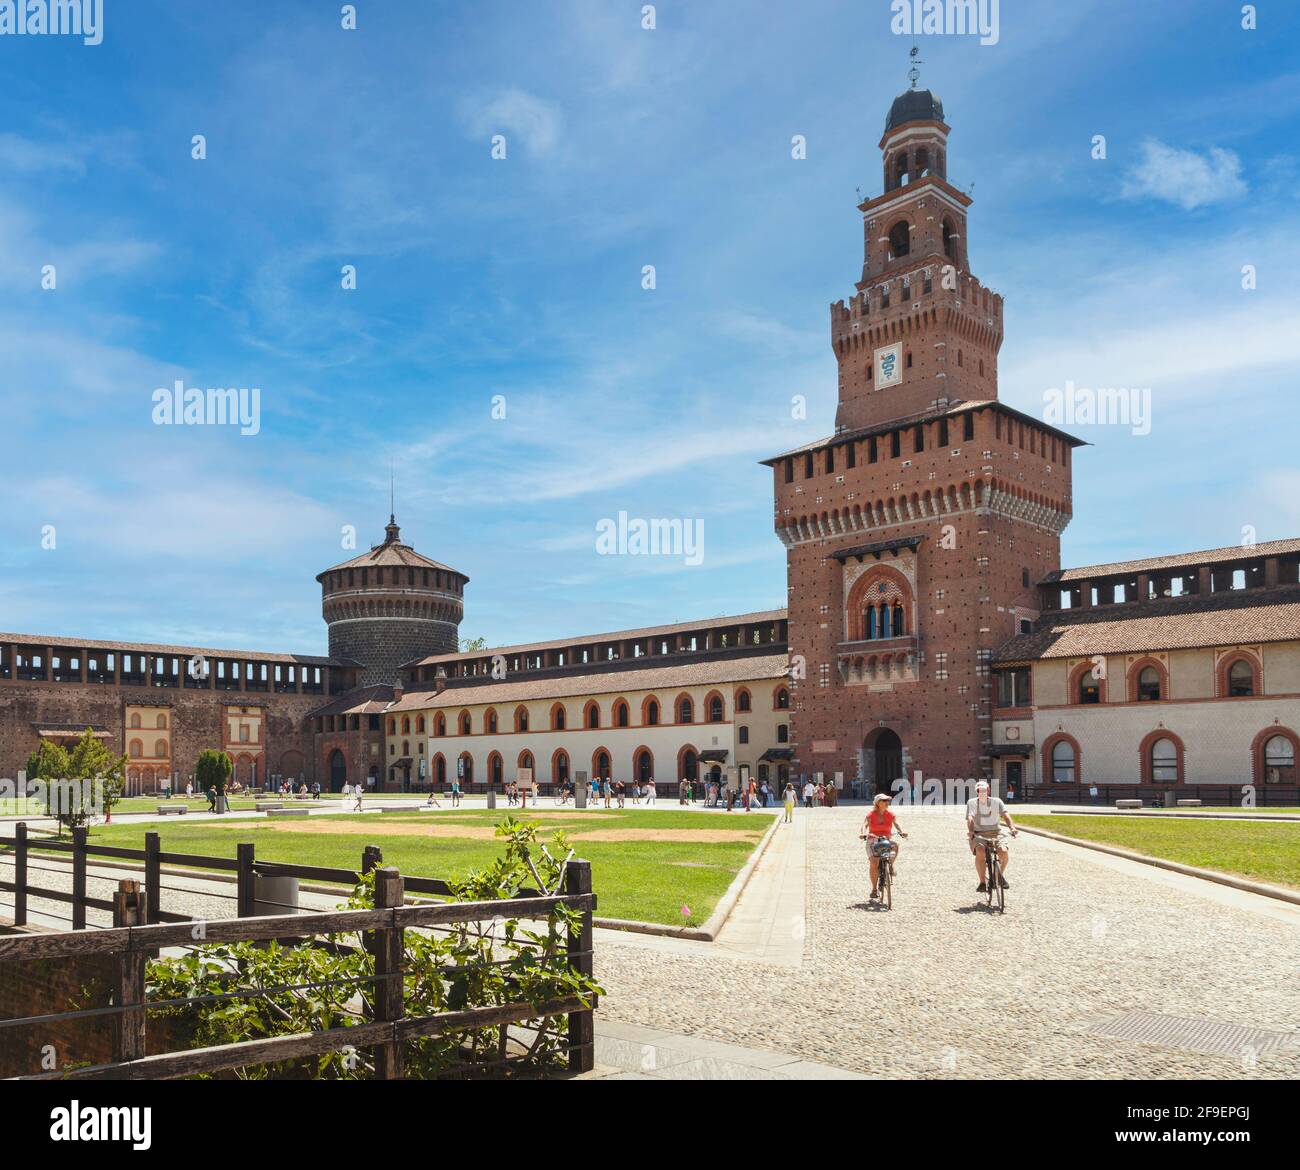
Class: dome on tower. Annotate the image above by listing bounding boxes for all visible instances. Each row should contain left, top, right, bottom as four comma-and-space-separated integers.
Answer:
316, 516, 467, 686
885, 88, 944, 133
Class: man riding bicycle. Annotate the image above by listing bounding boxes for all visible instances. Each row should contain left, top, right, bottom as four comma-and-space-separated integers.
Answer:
966, 779, 1018, 892
860, 792, 908, 902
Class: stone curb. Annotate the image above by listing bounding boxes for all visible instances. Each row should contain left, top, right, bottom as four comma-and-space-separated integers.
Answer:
1017, 825, 1300, 908
593, 812, 784, 942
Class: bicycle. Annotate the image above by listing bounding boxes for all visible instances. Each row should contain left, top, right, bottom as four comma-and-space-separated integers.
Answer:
867, 835, 897, 910
977, 834, 1005, 914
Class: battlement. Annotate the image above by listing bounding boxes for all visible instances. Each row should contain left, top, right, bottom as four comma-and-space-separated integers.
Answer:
831, 269, 1003, 339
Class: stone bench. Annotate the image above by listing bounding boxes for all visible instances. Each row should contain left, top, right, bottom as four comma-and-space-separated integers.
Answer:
255, 802, 286, 812
1176, 799, 1203, 807
1115, 799, 1143, 810
266, 808, 312, 818
156, 805, 187, 815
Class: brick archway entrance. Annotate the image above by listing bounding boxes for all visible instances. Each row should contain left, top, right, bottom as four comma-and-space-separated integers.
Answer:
863, 728, 903, 795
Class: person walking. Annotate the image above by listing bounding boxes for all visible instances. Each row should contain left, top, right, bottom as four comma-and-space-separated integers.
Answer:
645, 778, 657, 806
802, 778, 815, 809
783, 781, 796, 824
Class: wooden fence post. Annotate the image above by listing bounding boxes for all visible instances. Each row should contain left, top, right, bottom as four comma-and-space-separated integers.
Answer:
144, 832, 161, 925
71, 826, 88, 930
565, 858, 595, 1073
362, 845, 383, 876
236, 843, 256, 917
13, 821, 26, 927
372, 866, 404, 1080
112, 879, 147, 1066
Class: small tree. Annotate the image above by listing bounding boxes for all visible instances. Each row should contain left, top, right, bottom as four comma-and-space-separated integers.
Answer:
25, 741, 70, 824
26, 731, 124, 835
68, 729, 126, 826
195, 749, 233, 814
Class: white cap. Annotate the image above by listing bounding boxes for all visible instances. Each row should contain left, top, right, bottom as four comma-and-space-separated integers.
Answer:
975, 779, 990, 791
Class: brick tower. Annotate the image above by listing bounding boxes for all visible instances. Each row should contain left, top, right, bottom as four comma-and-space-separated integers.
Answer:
764, 85, 1081, 795
317, 516, 467, 687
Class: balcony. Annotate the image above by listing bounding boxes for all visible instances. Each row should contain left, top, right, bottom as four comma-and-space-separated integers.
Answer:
837, 636, 919, 686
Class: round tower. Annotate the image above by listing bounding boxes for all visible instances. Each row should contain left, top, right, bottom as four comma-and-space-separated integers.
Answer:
317, 516, 467, 687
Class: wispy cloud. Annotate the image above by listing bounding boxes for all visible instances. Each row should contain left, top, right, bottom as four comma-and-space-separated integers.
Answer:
459, 89, 563, 158
1120, 139, 1247, 210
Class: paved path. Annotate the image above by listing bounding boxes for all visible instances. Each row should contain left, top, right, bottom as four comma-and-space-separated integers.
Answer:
592, 805, 1300, 1079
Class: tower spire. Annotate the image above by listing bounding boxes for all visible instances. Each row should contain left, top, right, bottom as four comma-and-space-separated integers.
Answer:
908, 43, 922, 90
384, 460, 401, 544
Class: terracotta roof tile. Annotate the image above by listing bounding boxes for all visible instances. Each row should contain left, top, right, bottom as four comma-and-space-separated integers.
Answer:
387, 652, 791, 711
994, 586, 1300, 662
406, 609, 788, 669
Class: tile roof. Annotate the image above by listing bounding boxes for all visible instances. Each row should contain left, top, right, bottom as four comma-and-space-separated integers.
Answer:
760, 398, 1085, 465
305, 685, 395, 719
387, 652, 791, 711
0, 631, 342, 667
406, 609, 788, 669
317, 519, 464, 579
1044, 538, 1300, 584
993, 586, 1300, 662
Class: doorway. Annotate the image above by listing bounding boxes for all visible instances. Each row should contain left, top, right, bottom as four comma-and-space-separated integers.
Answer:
328, 749, 346, 792
870, 729, 903, 794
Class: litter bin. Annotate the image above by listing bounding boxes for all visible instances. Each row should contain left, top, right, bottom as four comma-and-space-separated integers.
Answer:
254, 875, 300, 917
575, 786, 587, 809
486, 789, 496, 809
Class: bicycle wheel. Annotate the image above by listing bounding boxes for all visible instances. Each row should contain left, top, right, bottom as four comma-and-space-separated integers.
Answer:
883, 863, 892, 911
985, 849, 997, 909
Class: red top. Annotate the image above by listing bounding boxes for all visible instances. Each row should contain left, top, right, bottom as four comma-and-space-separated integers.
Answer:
867, 808, 896, 837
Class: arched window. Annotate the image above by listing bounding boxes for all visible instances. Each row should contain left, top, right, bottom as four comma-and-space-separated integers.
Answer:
736, 689, 751, 713
707, 695, 724, 723
156, 713, 167, 729
551, 704, 566, 731
402, 740, 410, 756
775, 687, 789, 710
942, 218, 957, 261
416, 716, 425, 734
553, 750, 569, 784
893, 603, 905, 636
777, 724, 789, 744
585, 701, 600, 729
460, 712, 472, 735
614, 700, 630, 728
486, 709, 498, 734
646, 699, 660, 726
435, 714, 446, 737
636, 749, 653, 783
459, 753, 474, 785
1228, 659, 1255, 697
680, 748, 698, 782
677, 697, 693, 724
594, 750, 610, 779
738, 726, 749, 745
1136, 666, 1162, 702
130, 713, 141, 729
388, 718, 396, 734
1051, 740, 1076, 782
129, 740, 142, 759
435, 755, 446, 785
519, 750, 534, 774
154, 739, 167, 758
1263, 735, 1295, 783
490, 753, 503, 786
401, 717, 410, 734
515, 706, 529, 733
888, 220, 910, 259
1078, 671, 1101, 704
1149, 737, 1179, 783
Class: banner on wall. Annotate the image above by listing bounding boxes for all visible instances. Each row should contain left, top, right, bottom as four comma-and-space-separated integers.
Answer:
875, 342, 903, 388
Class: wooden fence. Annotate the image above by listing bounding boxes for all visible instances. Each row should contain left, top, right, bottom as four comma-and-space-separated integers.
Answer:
0, 828, 596, 1079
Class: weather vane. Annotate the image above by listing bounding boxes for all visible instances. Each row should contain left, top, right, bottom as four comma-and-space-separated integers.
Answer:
908, 44, 922, 90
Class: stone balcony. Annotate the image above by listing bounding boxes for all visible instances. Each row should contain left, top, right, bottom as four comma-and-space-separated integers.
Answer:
836, 636, 919, 686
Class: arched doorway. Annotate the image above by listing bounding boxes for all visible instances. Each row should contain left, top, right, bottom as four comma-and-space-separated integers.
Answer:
328, 749, 346, 793
864, 728, 903, 795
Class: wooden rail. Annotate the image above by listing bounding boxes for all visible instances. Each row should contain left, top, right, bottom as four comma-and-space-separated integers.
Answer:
0, 859, 598, 1080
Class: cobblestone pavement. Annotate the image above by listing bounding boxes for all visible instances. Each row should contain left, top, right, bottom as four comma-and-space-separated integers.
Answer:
594, 806, 1300, 1079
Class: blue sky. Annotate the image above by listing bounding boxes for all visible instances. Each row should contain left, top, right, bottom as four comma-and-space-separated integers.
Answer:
1, 0, 1297, 655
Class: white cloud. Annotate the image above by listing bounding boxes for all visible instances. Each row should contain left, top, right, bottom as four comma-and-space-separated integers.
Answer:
460, 89, 562, 157
1120, 139, 1247, 210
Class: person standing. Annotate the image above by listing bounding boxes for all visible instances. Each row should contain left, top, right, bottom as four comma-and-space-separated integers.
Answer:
783, 781, 796, 823
451, 777, 462, 808
802, 778, 814, 809
646, 778, 657, 806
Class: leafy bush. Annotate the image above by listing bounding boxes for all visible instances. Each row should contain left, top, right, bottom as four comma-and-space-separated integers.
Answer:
145, 817, 601, 1078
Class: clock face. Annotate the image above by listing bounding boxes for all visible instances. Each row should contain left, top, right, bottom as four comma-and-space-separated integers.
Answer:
875, 342, 903, 388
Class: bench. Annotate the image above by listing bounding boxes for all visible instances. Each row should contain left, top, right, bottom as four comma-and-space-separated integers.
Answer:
156, 805, 187, 815
1176, 799, 1203, 808
266, 808, 312, 818
255, 802, 286, 812
1115, 799, 1143, 809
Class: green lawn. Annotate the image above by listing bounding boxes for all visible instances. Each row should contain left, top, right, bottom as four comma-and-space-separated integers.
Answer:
69, 808, 776, 927
1019, 814, 1300, 890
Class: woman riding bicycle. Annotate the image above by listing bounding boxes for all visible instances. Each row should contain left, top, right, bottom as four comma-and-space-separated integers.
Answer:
860, 792, 908, 902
